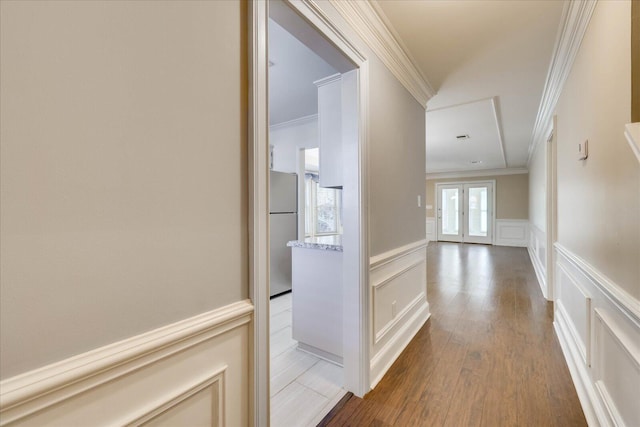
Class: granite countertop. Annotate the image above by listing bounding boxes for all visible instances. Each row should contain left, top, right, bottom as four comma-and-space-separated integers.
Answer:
286, 235, 343, 252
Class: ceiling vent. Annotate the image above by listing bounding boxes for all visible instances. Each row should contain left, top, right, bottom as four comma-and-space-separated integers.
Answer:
456, 134, 470, 140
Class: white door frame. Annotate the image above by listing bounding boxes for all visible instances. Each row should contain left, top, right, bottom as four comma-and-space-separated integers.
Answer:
545, 117, 557, 300
435, 180, 496, 244
249, 1, 371, 425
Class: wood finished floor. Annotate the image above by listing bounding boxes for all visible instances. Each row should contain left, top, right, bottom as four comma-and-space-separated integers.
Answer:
321, 242, 587, 427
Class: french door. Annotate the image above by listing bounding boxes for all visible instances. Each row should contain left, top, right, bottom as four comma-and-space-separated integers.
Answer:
436, 182, 494, 244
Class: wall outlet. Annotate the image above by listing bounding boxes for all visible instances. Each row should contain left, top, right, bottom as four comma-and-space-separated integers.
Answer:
392, 301, 397, 318
578, 139, 588, 160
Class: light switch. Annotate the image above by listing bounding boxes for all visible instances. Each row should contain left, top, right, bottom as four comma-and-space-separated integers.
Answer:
417, 195, 421, 207
578, 139, 588, 160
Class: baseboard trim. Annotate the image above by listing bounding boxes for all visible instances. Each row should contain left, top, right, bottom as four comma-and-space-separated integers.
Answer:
553, 316, 603, 426
0, 300, 253, 425
528, 245, 548, 300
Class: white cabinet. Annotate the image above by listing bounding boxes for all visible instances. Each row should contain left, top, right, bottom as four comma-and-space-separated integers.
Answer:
290, 244, 343, 364
314, 73, 342, 189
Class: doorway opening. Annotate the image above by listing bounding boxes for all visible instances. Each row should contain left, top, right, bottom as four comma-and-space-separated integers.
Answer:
250, 0, 370, 425
436, 181, 495, 244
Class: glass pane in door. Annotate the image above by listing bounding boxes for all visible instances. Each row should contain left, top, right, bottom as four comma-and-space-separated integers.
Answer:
468, 187, 488, 236
441, 188, 459, 235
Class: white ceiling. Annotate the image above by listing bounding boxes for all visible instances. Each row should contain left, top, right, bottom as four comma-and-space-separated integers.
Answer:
268, 19, 337, 126
375, 0, 565, 173
426, 97, 506, 173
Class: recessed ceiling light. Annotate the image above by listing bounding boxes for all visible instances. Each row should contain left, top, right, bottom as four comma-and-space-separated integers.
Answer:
456, 134, 470, 140
470, 160, 483, 164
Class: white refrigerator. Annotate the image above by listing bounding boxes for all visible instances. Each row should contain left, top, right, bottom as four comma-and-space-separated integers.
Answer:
269, 171, 297, 297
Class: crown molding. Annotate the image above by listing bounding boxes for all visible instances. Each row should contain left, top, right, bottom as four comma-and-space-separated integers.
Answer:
269, 114, 318, 131
328, 0, 435, 108
426, 167, 528, 180
528, 0, 598, 165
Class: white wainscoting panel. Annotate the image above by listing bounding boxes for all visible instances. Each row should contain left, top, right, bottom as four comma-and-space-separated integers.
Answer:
554, 244, 640, 427
556, 264, 592, 365
527, 223, 548, 300
494, 219, 528, 247
426, 217, 436, 243
369, 240, 430, 388
0, 300, 253, 426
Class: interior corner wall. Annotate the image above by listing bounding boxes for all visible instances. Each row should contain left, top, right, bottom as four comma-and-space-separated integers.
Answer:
555, 0, 639, 298
425, 174, 529, 220
0, 0, 248, 379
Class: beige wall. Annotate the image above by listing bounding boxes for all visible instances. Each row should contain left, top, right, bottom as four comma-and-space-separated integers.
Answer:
369, 55, 426, 255
0, 1, 248, 379
528, 142, 547, 232
426, 174, 529, 220
554, 1, 639, 297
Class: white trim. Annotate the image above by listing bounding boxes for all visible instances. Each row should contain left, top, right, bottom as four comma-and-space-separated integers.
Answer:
0, 300, 253, 425
374, 292, 426, 344
313, 72, 341, 87
269, 114, 318, 131
494, 219, 528, 247
369, 240, 429, 388
328, 0, 435, 107
624, 122, 640, 163
528, 0, 597, 163
370, 239, 427, 269
556, 262, 592, 366
528, 245, 548, 300
425, 217, 436, 243
425, 167, 528, 180
554, 308, 602, 426
555, 243, 640, 322
545, 117, 557, 302
271, 0, 372, 398
125, 367, 226, 426
490, 96, 508, 168
248, 0, 270, 424
554, 244, 640, 427
370, 298, 430, 389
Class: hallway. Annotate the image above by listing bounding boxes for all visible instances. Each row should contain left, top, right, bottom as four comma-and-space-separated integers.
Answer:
322, 242, 586, 426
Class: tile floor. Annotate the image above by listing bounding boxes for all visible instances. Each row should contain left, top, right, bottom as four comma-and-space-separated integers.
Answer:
270, 293, 346, 427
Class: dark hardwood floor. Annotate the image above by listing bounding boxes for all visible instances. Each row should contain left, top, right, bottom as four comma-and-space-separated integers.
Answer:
321, 242, 586, 426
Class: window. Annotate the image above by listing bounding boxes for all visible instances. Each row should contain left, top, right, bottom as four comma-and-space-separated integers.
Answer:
305, 173, 342, 237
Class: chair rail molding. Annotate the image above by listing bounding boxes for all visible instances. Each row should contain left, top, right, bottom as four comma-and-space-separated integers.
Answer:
528, 0, 597, 164
0, 300, 253, 426
328, 0, 435, 108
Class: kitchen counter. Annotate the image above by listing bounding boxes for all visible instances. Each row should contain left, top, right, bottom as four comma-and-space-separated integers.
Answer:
286, 235, 343, 252
287, 235, 343, 364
